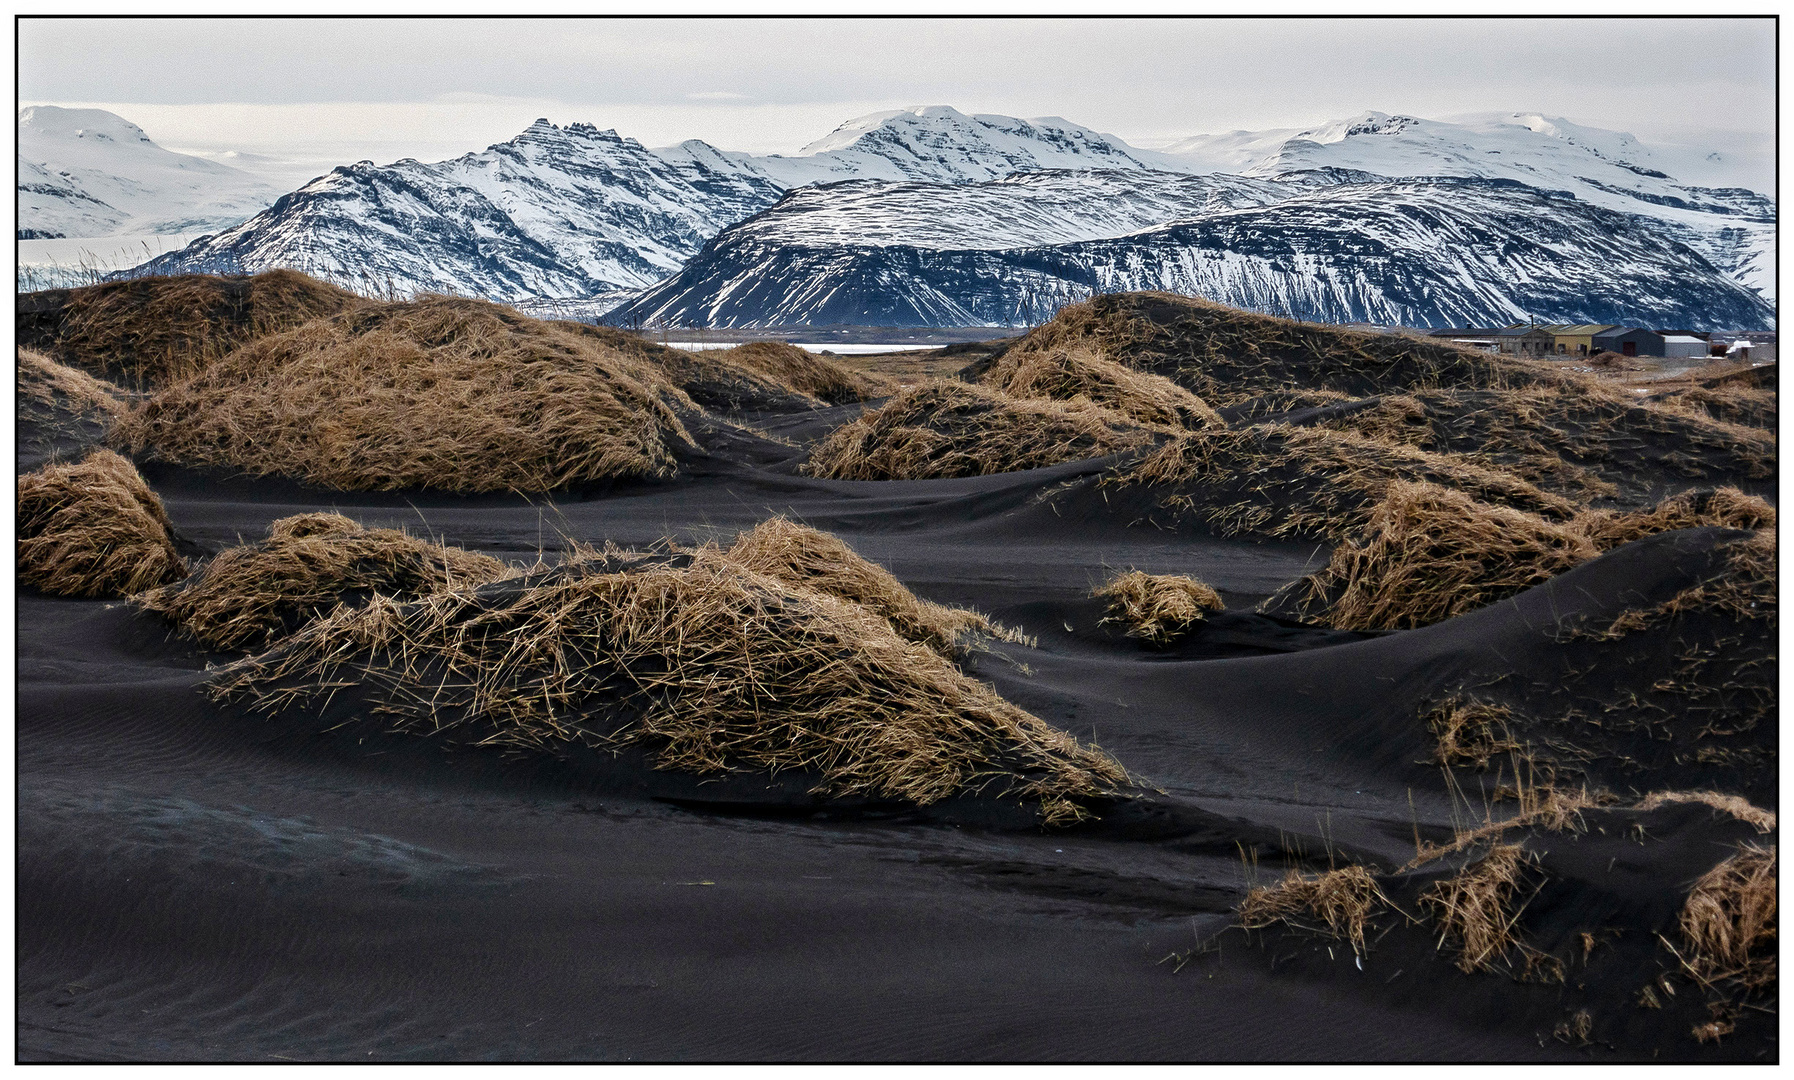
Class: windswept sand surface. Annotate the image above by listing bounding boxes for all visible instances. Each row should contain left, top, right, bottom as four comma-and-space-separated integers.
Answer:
17, 282, 1776, 1062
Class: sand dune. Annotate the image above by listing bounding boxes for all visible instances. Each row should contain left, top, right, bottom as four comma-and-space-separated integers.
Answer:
16, 275, 1776, 1061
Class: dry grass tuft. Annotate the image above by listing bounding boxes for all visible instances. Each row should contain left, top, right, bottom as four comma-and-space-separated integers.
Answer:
722, 516, 1019, 656
210, 548, 1132, 824
1313, 393, 1435, 447
979, 345, 1224, 430
1093, 569, 1225, 644
1109, 427, 1576, 543
115, 294, 697, 493
720, 341, 893, 404
1633, 791, 1777, 832
17, 449, 187, 598
1408, 773, 1603, 869
1270, 483, 1595, 630
1424, 698, 1522, 769
1237, 865, 1389, 955
18, 347, 131, 419
1652, 382, 1777, 429
134, 512, 508, 651
51, 270, 362, 385
1575, 488, 1776, 551
804, 381, 1149, 480
1421, 843, 1545, 974
1673, 844, 1776, 993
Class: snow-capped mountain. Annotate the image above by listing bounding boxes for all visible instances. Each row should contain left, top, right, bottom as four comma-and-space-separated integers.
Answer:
137, 120, 786, 297
747, 105, 1158, 185
120, 105, 1774, 327
135, 106, 1168, 297
17, 106, 280, 238
1156, 111, 1776, 301
613, 172, 1775, 331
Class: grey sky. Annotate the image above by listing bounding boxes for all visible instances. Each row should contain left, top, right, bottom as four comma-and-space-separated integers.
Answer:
19, 17, 1777, 181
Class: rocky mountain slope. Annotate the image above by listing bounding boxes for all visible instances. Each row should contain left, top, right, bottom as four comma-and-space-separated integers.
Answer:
615, 172, 1775, 330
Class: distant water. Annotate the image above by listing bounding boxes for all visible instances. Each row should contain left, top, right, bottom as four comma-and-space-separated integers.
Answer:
662, 342, 942, 354
18, 232, 206, 290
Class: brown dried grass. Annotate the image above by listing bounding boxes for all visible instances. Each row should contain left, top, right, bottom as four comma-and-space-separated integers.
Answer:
17, 347, 130, 419
1012, 292, 1560, 405
720, 341, 892, 404
1313, 393, 1434, 447
1591, 529, 1775, 638
623, 340, 824, 412
1408, 774, 1602, 869
722, 516, 1019, 657
209, 547, 1133, 824
1673, 844, 1777, 992
1653, 383, 1777, 429
1093, 569, 1225, 644
1109, 426, 1576, 542
1633, 791, 1777, 833
1237, 865, 1389, 955
114, 294, 697, 493
53, 270, 362, 385
804, 381, 1149, 481
1271, 483, 1596, 630
1575, 487, 1776, 551
1421, 843, 1544, 974
1425, 698, 1522, 769
17, 449, 187, 598
134, 511, 508, 651
979, 345, 1223, 430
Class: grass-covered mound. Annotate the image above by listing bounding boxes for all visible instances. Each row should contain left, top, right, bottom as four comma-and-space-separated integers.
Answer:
1577, 488, 1775, 552
1651, 382, 1777, 430
17, 347, 130, 422
1585, 528, 1775, 639
1268, 484, 1777, 632
719, 341, 892, 405
18, 449, 188, 598
1104, 424, 1576, 541
1265, 483, 1596, 631
1002, 294, 1774, 502
1677, 842, 1777, 996
210, 547, 1132, 824
805, 381, 1149, 480
723, 516, 1014, 657
20, 270, 363, 386
977, 345, 1223, 429
135, 512, 509, 651
548, 327, 887, 412
1093, 569, 1225, 644
1226, 795, 1778, 1051
1002, 292, 1556, 405
114, 295, 698, 493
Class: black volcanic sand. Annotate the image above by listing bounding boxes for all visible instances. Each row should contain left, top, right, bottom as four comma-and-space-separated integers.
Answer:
18, 391, 1777, 1062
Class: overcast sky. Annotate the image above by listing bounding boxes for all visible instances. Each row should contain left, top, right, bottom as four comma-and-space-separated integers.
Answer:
19, 17, 1777, 185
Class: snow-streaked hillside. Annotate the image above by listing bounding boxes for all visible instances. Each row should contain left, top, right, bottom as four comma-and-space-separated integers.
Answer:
613, 172, 1775, 331
747, 105, 1157, 186
721, 171, 1290, 251
17, 106, 279, 238
1155, 111, 1776, 301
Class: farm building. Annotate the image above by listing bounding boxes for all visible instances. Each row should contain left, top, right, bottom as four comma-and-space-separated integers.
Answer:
1426, 328, 1502, 352
1547, 325, 1615, 356
1494, 325, 1555, 356
1660, 334, 1710, 359
1591, 327, 1664, 357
